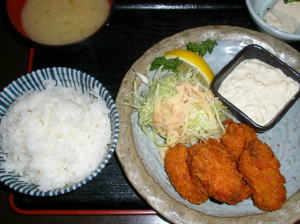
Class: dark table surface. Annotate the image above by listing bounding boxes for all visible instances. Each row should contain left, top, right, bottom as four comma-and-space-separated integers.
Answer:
0, 1, 299, 224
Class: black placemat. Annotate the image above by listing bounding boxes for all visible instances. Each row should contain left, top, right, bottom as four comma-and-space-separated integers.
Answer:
12, 0, 299, 211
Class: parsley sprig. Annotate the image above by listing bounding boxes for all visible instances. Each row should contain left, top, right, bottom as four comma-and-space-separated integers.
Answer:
186, 39, 218, 56
284, 0, 300, 3
150, 56, 183, 72
150, 39, 218, 72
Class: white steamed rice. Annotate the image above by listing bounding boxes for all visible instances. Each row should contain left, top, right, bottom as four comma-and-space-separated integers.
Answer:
0, 84, 111, 191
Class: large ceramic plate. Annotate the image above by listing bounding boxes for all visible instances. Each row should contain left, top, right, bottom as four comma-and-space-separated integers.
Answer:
116, 26, 300, 224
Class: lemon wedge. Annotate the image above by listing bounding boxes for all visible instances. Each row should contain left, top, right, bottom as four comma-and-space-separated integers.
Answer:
164, 49, 215, 88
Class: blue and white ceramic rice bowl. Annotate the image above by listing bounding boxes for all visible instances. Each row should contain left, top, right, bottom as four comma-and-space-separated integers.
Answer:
0, 67, 119, 196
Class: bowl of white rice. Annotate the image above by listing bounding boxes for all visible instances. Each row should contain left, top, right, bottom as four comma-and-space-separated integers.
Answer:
0, 67, 119, 196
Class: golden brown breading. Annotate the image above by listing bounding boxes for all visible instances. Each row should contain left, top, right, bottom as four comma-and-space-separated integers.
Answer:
220, 119, 257, 161
164, 144, 208, 204
189, 139, 250, 205
239, 139, 286, 211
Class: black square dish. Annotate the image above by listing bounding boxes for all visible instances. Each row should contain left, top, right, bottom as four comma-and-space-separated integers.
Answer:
211, 44, 300, 132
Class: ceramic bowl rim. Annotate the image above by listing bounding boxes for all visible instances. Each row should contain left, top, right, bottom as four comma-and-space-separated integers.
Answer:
0, 67, 119, 196
245, 0, 300, 41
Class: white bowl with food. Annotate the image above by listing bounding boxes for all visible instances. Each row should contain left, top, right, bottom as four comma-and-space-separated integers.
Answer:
246, 0, 300, 41
0, 67, 119, 196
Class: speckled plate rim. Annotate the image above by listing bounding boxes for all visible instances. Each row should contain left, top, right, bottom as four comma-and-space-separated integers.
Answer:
116, 26, 300, 224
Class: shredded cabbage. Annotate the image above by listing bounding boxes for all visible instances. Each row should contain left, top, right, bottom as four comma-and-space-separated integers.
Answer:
131, 67, 227, 147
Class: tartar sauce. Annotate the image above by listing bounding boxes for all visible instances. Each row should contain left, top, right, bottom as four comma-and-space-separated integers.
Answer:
263, 0, 300, 34
219, 59, 299, 126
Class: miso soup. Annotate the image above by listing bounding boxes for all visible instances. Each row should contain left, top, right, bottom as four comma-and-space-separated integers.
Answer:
21, 0, 110, 45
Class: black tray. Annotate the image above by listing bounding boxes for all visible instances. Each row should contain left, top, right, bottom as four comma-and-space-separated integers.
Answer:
11, 0, 300, 213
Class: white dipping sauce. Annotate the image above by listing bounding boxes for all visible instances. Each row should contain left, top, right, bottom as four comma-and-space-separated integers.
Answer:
263, 0, 300, 34
219, 59, 299, 126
